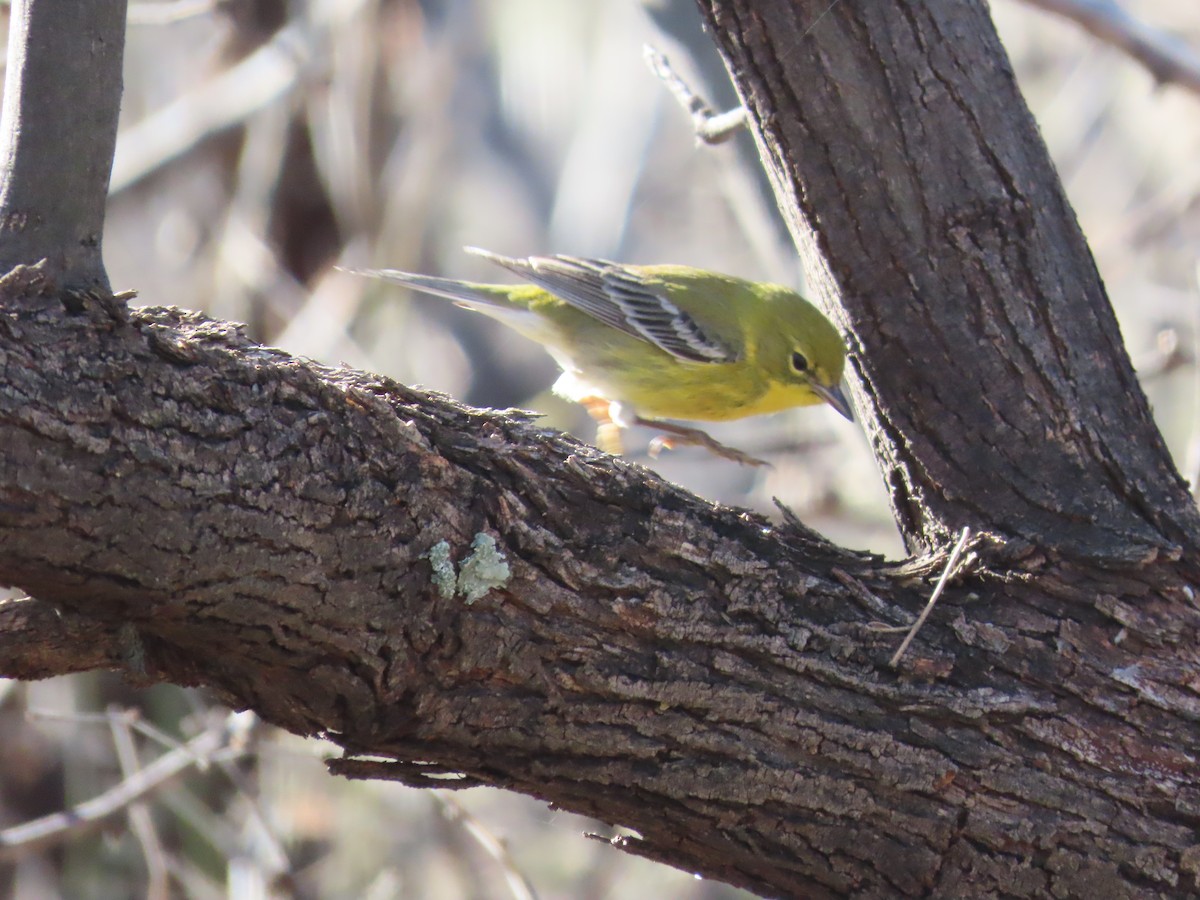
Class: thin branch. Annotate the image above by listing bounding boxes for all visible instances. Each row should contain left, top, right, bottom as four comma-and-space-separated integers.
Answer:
110, 21, 308, 194
109, 708, 172, 900
111, 0, 376, 194
432, 791, 540, 900
0, 714, 248, 861
643, 45, 747, 144
1021, 0, 1200, 98
890, 528, 973, 667
127, 0, 221, 26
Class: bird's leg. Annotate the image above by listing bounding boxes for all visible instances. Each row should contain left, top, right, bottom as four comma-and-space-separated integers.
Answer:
580, 396, 625, 455
635, 417, 770, 468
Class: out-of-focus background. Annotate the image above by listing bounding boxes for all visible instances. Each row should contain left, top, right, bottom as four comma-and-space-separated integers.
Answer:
2, 1, 1198, 897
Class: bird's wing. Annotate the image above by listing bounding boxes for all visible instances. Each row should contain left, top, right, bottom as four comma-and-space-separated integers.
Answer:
468, 248, 737, 364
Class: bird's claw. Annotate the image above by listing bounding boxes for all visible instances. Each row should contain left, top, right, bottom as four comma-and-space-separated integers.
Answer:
645, 425, 771, 468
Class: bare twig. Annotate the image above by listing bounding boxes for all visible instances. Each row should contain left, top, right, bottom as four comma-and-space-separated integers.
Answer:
110, 22, 309, 193
890, 528, 973, 668
128, 0, 221, 25
108, 708, 171, 900
643, 45, 747, 145
0, 713, 249, 861
432, 791, 539, 900
1021, 0, 1200, 98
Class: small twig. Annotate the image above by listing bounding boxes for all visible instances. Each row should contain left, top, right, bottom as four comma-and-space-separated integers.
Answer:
890, 528, 972, 668
27, 707, 214, 767
1021, 0, 1200, 99
128, 0, 222, 25
432, 791, 539, 900
110, 22, 310, 193
108, 707, 171, 900
1134, 326, 1192, 380
643, 45, 748, 145
0, 714, 247, 861
208, 716, 293, 880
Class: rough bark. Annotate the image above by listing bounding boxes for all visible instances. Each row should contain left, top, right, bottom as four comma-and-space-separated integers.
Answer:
0, 0, 126, 290
1, 1, 1200, 898
697, 0, 1200, 562
2, 264, 1200, 898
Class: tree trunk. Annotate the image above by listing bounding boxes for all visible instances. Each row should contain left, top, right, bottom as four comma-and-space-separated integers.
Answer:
697, 0, 1199, 563
0, 0, 126, 290
1, 1, 1199, 898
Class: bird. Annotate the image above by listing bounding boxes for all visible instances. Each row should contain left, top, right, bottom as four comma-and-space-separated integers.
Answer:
345, 247, 851, 465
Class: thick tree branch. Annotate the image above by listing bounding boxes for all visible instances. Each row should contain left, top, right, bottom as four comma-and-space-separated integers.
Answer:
2, 1, 1200, 897
1, 265, 1199, 897
697, 0, 1200, 562
0, 0, 127, 290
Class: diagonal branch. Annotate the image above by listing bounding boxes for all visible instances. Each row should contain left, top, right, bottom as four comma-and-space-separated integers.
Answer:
1021, 0, 1200, 98
1, 262, 1198, 897
0, 712, 251, 861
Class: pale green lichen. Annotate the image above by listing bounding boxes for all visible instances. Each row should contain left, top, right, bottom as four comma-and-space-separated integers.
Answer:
457, 533, 511, 605
425, 540, 457, 599
424, 534, 511, 604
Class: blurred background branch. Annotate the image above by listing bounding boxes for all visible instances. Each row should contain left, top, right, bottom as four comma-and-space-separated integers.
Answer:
1022, 0, 1200, 96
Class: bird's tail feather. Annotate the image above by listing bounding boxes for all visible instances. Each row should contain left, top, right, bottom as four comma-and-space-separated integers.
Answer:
340, 266, 511, 309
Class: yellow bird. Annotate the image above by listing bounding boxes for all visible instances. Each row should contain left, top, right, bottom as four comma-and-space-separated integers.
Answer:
348, 248, 851, 464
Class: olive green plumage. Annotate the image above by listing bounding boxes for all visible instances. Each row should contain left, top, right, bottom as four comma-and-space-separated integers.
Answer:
349, 247, 852, 430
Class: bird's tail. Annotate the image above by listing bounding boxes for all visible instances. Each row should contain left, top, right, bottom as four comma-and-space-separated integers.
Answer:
340, 265, 515, 309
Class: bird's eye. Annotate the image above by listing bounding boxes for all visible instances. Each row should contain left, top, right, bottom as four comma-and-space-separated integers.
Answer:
790, 351, 810, 373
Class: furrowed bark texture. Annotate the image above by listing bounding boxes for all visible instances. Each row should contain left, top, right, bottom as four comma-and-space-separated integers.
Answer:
2, 267, 1200, 898
2, 1, 1200, 898
697, 0, 1200, 562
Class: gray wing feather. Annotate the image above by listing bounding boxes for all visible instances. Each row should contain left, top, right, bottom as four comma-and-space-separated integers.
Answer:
468, 248, 735, 364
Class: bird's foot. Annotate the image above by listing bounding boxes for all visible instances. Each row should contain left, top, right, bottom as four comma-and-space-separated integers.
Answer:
580, 396, 626, 455
639, 418, 770, 468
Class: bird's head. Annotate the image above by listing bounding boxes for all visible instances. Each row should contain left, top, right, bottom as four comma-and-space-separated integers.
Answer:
758, 287, 853, 421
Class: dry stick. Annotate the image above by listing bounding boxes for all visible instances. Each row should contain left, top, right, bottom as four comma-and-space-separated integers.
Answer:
29, 708, 194, 757
108, 708, 172, 900
432, 791, 539, 900
642, 45, 747, 145
207, 729, 293, 880
1021, 0, 1200, 99
647, 0, 1200, 151
0, 714, 247, 861
642, 0, 849, 144
112, 0, 376, 194
127, 0, 220, 26
26, 704, 288, 878
890, 528, 972, 668
109, 21, 308, 193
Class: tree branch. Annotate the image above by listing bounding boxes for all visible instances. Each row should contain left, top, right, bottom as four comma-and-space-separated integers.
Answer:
0, 0, 127, 290
0, 712, 251, 861
2, 261, 1199, 896
696, 0, 1200, 562
1021, 0, 1200, 98
3, 1, 1200, 896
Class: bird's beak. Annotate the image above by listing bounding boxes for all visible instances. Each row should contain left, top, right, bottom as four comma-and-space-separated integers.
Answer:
811, 381, 854, 422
